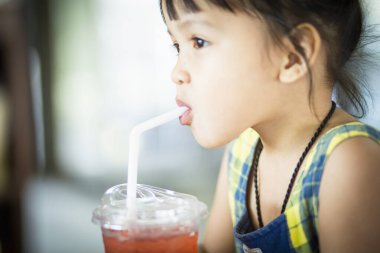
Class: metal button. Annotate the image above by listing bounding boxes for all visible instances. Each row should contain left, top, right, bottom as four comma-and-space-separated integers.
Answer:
243, 244, 263, 253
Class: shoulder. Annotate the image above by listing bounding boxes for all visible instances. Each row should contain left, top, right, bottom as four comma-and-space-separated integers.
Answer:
319, 122, 380, 181
321, 135, 380, 193
312, 121, 380, 162
228, 128, 259, 157
227, 128, 259, 171
227, 127, 259, 182
227, 128, 259, 226
318, 129, 380, 252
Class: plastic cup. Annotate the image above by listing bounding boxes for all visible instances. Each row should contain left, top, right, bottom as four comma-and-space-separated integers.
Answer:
92, 184, 208, 253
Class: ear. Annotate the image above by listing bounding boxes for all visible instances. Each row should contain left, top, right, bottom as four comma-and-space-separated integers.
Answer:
278, 23, 322, 83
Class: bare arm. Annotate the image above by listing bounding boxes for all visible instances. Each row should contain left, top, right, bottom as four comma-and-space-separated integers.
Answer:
199, 148, 236, 253
319, 137, 380, 253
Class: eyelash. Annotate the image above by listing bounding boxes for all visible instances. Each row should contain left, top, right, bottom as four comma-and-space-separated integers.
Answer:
172, 37, 209, 54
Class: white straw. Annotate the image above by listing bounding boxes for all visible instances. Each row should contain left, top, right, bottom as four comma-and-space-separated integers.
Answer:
127, 106, 188, 217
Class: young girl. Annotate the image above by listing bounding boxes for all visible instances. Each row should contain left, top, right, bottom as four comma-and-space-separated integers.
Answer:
160, 0, 380, 252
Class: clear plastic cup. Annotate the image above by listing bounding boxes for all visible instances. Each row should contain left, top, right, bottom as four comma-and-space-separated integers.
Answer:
92, 184, 208, 253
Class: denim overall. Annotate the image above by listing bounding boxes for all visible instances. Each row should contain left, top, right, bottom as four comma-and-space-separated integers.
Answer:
234, 210, 296, 253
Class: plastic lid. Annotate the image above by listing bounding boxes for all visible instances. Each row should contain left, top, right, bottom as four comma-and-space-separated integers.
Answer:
92, 184, 208, 230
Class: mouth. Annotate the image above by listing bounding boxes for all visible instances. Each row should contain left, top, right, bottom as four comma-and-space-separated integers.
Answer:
176, 98, 193, 126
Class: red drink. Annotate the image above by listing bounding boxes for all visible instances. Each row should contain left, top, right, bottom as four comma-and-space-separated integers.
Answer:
92, 184, 207, 253
102, 229, 198, 253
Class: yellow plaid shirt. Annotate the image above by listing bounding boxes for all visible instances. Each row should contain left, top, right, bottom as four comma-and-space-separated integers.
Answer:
228, 122, 380, 253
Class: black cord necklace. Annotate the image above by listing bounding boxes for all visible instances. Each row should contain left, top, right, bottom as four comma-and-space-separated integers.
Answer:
253, 101, 336, 228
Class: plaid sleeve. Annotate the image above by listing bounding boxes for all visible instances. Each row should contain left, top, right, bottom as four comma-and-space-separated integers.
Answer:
285, 122, 380, 253
227, 128, 259, 225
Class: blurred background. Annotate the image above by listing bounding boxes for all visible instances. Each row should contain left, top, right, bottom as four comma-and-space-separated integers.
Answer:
0, 0, 379, 253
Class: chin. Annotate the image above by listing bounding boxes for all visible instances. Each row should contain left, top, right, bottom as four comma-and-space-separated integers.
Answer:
192, 128, 232, 149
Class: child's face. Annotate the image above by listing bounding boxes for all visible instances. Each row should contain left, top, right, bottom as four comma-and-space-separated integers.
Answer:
163, 0, 284, 148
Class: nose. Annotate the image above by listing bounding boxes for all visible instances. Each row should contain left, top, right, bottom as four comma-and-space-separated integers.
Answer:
171, 60, 191, 85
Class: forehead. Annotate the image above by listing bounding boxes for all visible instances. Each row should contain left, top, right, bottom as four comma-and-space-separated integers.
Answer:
161, 0, 204, 21
160, 0, 239, 22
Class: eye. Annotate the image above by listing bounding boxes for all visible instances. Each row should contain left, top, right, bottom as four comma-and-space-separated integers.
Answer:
192, 37, 209, 49
172, 42, 180, 53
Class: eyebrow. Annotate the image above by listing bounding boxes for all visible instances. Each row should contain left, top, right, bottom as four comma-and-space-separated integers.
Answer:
167, 18, 214, 36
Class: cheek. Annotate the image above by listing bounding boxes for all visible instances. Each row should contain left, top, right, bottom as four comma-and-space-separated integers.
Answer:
194, 50, 272, 110
187, 44, 276, 147
189, 76, 257, 148
191, 82, 277, 148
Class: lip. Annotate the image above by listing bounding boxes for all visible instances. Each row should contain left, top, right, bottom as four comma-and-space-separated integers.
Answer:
175, 98, 191, 109
175, 98, 193, 125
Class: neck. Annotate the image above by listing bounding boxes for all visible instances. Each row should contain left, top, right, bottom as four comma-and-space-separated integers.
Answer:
253, 100, 334, 156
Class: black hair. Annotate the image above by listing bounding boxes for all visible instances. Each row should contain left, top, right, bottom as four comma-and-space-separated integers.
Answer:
160, 0, 379, 118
